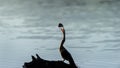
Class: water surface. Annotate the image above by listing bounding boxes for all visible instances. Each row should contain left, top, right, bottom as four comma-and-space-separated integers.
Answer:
0, 0, 120, 68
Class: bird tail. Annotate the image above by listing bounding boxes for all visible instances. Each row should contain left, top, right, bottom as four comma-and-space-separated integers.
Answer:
68, 55, 77, 68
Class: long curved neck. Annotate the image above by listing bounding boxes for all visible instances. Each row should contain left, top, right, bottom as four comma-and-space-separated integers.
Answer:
60, 30, 65, 47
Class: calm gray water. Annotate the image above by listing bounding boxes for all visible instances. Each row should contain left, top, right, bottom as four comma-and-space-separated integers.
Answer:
0, 0, 120, 68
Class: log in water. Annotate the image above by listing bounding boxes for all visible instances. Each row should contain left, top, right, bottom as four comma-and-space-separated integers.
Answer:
23, 54, 77, 68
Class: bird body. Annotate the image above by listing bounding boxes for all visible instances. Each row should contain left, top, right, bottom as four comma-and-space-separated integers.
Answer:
60, 44, 72, 61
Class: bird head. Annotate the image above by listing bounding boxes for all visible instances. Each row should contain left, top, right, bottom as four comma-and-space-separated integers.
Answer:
58, 23, 64, 32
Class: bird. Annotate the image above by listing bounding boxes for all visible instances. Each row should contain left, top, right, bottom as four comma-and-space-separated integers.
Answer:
58, 23, 77, 65
58, 23, 77, 68
58, 23, 73, 62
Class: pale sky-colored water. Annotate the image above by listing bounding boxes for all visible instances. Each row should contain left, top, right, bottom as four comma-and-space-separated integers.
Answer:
0, 0, 120, 68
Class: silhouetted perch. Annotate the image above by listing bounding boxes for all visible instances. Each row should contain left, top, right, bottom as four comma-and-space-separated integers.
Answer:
23, 54, 77, 68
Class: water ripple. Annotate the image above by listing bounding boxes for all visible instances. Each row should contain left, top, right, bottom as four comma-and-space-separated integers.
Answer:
94, 39, 120, 43
16, 35, 89, 40
103, 48, 120, 51
67, 46, 97, 49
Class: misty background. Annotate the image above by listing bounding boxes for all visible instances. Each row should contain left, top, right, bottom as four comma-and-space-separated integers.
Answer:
0, 0, 120, 68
